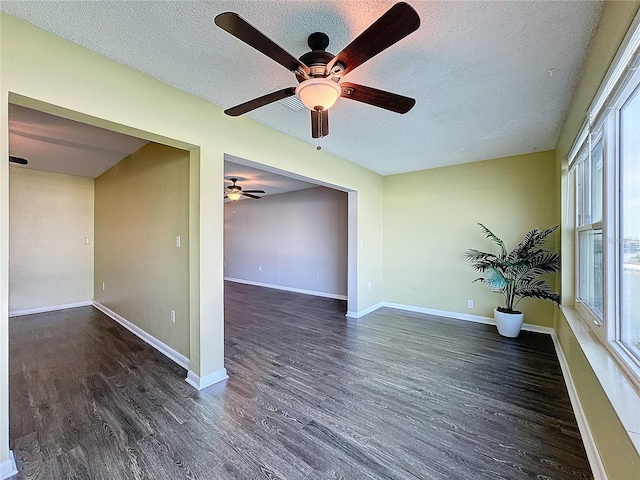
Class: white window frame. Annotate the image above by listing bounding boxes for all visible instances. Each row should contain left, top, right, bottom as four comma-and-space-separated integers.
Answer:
568, 12, 640, 388
608, 69, 640, 375
574, 129, 605, 336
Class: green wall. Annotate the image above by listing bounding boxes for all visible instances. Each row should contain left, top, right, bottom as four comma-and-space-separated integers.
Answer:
384, 150, 558, 326
95, 142, 190, 357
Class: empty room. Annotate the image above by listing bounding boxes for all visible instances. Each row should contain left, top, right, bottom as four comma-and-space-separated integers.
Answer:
1, 1, 639, 479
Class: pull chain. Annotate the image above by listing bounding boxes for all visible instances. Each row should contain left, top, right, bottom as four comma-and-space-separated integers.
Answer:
316, 107, 322, 150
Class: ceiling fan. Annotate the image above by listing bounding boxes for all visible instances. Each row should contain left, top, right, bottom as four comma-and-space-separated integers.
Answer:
9, 156, 28, 165
214, 2, 420, 143
225, 178, 265, 201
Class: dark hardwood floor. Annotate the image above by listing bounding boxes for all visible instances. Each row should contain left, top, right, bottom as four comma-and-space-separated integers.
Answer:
9, 282, 592, 479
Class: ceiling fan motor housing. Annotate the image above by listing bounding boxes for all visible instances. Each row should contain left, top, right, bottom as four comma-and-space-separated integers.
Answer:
296, 33, 335, 81
227, 178, 242, 191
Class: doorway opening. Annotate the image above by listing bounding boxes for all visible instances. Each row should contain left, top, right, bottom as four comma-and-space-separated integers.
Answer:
222, 153, 357, 314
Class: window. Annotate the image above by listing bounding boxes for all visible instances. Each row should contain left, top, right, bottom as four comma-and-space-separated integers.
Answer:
575, 135, 604, 322
619, 83, 640, 362
569, 18, 640, 382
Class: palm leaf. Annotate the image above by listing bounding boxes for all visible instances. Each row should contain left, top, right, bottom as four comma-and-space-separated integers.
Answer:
508, 229, 539, 262
463, 249, 496, 263
477, 223, 507, 259
484, 267, 507, 291
526, 250, 560, 272
516, 284, 560, 304
510, 226, 558, 261
464, 249, 499, 272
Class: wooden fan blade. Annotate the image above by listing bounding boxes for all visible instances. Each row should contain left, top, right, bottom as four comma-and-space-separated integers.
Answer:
215, 12, 310, 76
340, 82, 415, 114
9, 156, 28, 165
225, 88, 296, 116
243, 190, 266, 194
242, 192, 262, 199
327, 2, 420, 77
310, 109, 329, 139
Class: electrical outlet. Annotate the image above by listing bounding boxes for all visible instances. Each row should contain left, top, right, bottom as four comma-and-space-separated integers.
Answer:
467, 300, 474, 309
84, 237, 90, 245
170, 310, 176, 323
258, 265, 262, 271
175, 235, 181, 248
102, 282, 105, 290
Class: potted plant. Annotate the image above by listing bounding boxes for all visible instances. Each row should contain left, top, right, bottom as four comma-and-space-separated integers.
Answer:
464, 223, 560, 337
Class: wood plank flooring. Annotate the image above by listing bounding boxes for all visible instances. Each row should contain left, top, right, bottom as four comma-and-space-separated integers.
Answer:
9, 281, 592, 479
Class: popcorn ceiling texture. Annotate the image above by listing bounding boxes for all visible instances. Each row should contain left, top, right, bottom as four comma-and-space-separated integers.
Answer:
1, 0, 603, 175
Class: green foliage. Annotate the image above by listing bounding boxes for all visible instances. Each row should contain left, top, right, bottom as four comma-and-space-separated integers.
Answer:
464, 223, 560, 313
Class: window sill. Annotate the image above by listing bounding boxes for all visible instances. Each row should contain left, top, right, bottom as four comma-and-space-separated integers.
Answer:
560, 305, 640, 454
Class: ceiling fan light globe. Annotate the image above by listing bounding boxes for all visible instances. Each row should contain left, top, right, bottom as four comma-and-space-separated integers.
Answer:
226, 191, 242, 201
295, 78, 341, 111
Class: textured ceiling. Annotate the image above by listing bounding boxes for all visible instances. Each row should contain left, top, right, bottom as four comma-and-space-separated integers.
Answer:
1, 1, 603, 175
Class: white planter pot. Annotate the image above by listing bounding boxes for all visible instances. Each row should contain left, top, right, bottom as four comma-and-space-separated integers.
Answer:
494, 308, 524, 338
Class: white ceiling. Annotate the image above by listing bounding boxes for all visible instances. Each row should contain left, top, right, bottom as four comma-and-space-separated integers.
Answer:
224, 157, 319, 200
9, 103, 317, 195
8, 104, 148, 178
2, 1, 603, 175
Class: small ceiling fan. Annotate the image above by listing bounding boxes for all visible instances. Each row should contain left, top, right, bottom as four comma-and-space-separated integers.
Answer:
225, 178, 265, 201
9, 156, 28, 165
214, 2, 420, 142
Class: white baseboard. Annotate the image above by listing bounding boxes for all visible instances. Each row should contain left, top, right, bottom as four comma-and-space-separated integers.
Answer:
9, 300, 92, 317
185, 368, 228, 390
549, 330, 606, 479
90, 303, 229, 392
346, 302, 384, 319
357, 301, 554, 335
93, 302, 190, 370
0, 450, 18, 479
381, 302, 496, 326
224, 277, 347, 301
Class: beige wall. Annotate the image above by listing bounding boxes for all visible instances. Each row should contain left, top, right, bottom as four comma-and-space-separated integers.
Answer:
554, 1, 640, 478
384, 150, 558, 327
94, 142, 190, 357
224, 187, 348, 297
9, 167, 94, 313
0, 13, 385, 464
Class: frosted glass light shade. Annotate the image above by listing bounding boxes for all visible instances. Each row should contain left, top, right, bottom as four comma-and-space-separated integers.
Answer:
295, 78, 342, 111
227, 190, 242, 201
